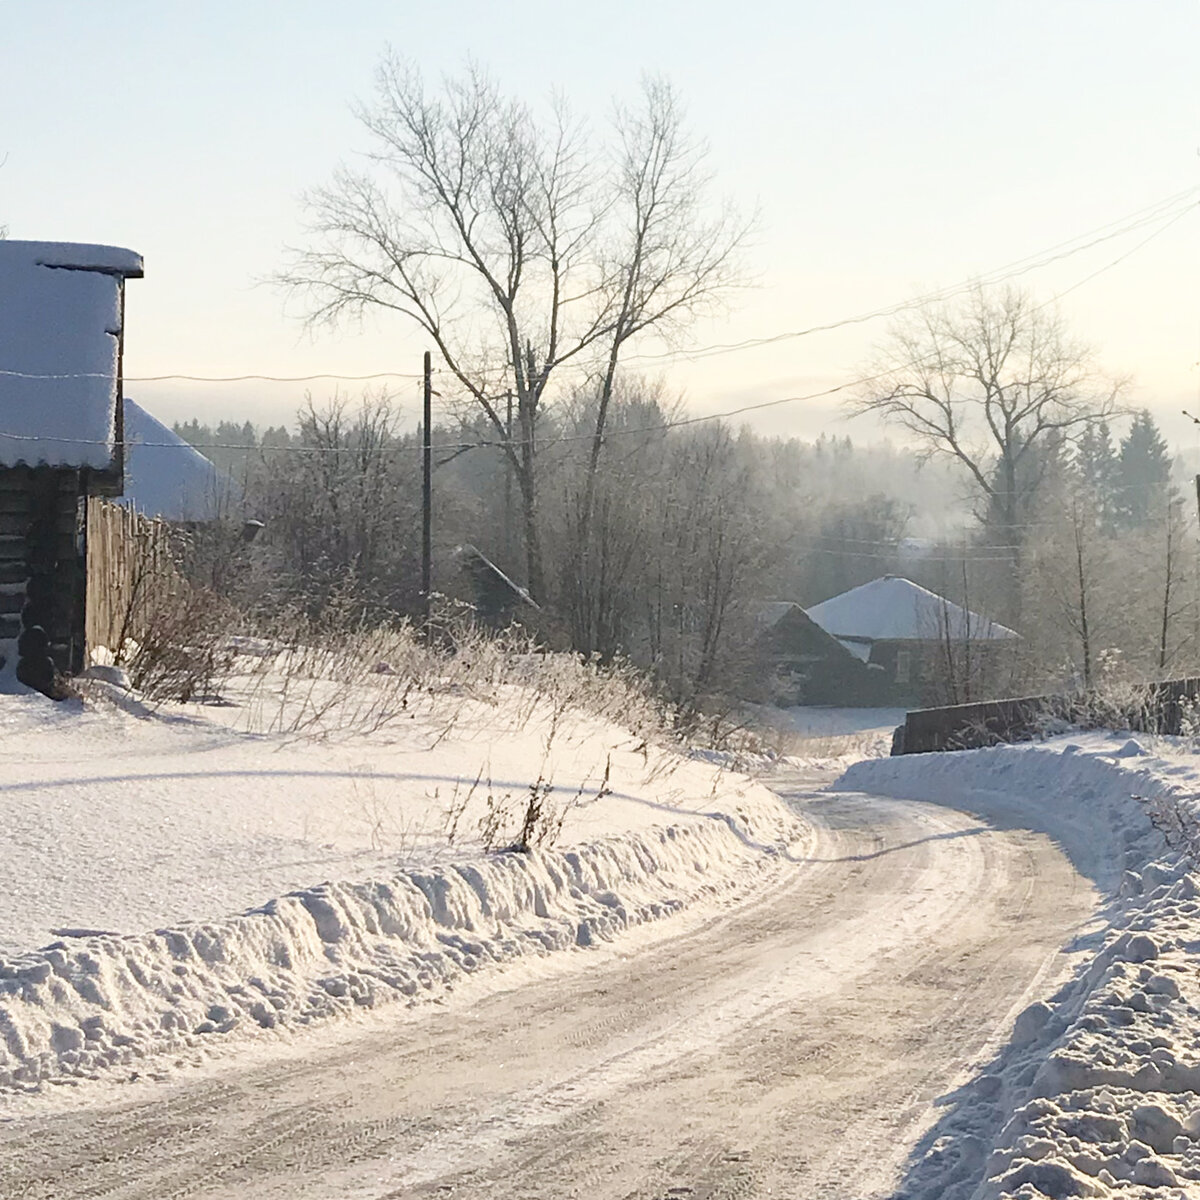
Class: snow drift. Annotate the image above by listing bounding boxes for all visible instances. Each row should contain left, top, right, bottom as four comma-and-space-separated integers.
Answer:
841, 739, 1200, 1199
0, 810, 791, 1091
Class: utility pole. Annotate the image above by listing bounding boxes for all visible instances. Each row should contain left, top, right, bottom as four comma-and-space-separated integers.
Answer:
422, 350, 432, 629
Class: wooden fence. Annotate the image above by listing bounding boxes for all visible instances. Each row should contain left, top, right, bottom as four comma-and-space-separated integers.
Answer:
84, 499, 180, 661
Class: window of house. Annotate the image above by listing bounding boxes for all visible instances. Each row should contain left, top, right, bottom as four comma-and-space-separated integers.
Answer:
895, 649, 912, 685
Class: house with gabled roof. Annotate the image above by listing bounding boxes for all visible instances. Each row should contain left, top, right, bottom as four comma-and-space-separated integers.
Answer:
122, 398, 231, 523
754, 576, 1019, 708
751, 601, 882, 706
0, 240, 143, 694
805, 575, 1018, 705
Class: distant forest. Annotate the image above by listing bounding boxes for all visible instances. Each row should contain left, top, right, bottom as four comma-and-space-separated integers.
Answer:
172, 388, 1192, 707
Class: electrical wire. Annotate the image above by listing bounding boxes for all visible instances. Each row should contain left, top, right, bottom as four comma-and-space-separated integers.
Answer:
624, 187, 1200, 365
4, 185, 1194, 388
127, 370, 429, 383
0, 368, 430, 384
0, 186, 1194, 457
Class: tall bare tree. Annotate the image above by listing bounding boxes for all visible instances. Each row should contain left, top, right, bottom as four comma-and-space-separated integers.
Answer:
852, 285, 1122, 619
281, 56, 746, 603
1154, 496, 1191, 673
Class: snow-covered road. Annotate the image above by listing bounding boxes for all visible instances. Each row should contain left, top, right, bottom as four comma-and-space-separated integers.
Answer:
0, 775, 1099, 1199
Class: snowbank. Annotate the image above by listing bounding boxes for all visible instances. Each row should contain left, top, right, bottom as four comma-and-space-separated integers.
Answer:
840, 737, 1200, 1199
0, 688, 801, 1092
0, 818, 785, 1092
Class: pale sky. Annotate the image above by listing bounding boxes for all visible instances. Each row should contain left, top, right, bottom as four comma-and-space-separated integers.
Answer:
2, 2, 1198, 448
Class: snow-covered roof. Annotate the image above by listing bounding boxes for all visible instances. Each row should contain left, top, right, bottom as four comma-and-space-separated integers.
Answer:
456, 544, 540, 612
121, 399, 231, 521
806, 576, 1019, 643
0, 240, 143, 469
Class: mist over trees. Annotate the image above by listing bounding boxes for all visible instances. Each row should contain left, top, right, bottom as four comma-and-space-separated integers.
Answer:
851, 285, 1124, 624
165, 60, 1197, 713
174, 349, 1193, 712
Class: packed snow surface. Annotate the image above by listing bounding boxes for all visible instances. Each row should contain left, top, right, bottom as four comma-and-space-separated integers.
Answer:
743, 703, 906, 761
844, 735, 1200, 1199
806, 574, 1018, 642
0, 241, 142, 469
13, 669, 1200, 1200
769, 704, 908, 738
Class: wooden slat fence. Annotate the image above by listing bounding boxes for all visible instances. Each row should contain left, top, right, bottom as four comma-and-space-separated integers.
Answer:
85, 499, 181, 662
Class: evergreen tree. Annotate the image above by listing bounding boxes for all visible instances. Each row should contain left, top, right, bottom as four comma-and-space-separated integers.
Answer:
1114, 410, 1173, 529
980, 427, 1072, 546
1073, 422, 1119, 528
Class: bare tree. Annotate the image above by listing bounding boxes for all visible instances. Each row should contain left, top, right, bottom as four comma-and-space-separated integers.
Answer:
852, 286, 1122, 619
281, 56, 746, 603
1155, 496, 1192, 673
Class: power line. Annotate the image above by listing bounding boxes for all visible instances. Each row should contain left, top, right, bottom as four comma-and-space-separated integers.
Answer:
0, 185, 1192, 459
4, 186, 1194, 389
0, 368, 430, 384
128, 370, 429, 384
0, 371, 877, 458
1044, 202, 1197, 306
624, 186, 1200, 366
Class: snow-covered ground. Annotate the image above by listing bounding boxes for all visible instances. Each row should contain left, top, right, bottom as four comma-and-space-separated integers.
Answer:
768, 703, 908, 738
13, 655, 1200, 1200
746, 702, 907, 760
844, 733, 1200, 1198
0, 677, 801, 1093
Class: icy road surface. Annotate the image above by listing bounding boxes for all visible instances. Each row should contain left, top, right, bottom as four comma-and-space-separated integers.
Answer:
0, 776, 1098, 1199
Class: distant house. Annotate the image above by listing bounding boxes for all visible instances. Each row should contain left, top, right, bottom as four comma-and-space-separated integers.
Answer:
752, 577, 1018, 708
0, 240, 143, 693
751, 601, 882, 706
455, 544, 539, 627
122, 398, 230, 522
805, 575, 1019, 706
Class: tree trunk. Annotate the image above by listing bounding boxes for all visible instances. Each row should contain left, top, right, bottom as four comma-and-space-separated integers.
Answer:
1074, 514, 1091, 689
514, 393, 545, 603
1159, 511, 1176, 673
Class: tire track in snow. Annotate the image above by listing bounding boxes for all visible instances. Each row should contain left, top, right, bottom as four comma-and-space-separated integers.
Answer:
0, 783, 1098, 1199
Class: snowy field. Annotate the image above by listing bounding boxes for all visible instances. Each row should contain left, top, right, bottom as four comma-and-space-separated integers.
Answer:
12, 659, 1200, 1200
845, 733, 1200, 1198
745, 702, 907, 759
0, 675, 801, 1093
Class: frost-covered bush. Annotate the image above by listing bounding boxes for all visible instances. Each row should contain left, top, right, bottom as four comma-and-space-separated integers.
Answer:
173, 608, 674, 748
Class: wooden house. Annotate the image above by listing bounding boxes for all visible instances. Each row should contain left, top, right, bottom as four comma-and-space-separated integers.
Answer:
752, 577, 1018, 708
0, 241, 143, 695
805, 575, 1018, 706
751, 601, 883, 706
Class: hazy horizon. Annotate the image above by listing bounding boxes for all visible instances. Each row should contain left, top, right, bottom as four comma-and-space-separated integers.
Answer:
3, 2, 1197, 450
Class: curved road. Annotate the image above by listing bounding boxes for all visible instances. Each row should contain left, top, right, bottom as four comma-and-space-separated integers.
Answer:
0, 775, 1098, 1199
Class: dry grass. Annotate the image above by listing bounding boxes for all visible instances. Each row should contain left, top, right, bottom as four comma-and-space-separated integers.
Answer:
211, 616, 672, 747
101, 605, 676, 854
